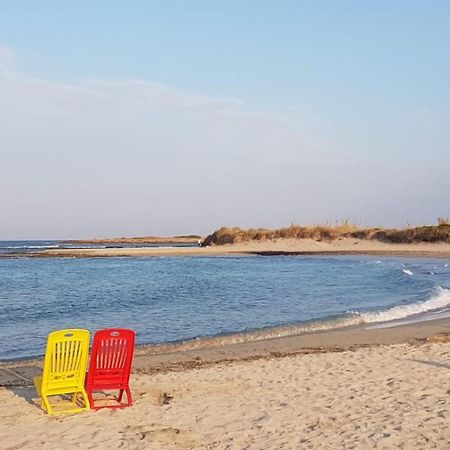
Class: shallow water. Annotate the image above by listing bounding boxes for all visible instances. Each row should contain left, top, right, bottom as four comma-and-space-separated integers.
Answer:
0, 255, 449, 360
0, 240, 196, 255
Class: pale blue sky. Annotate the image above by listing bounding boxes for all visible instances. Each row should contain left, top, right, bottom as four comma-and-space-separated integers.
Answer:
0, 1, 449, 238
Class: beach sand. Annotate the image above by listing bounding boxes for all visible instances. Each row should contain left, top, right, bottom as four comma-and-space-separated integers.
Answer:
30, 238, 450, 258
2, 320, 450, 449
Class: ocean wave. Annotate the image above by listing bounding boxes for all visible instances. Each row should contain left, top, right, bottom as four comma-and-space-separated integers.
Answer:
64, 245, 107, 249
146, 315, 366, 353
1, 245, 60, 249
402, 268, 413, 276
151, 287, 450, 352
357, 286, 450, 324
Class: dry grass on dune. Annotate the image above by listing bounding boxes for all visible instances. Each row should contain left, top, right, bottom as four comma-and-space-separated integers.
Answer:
202, 220, 450, 246
352, 223, 450, 243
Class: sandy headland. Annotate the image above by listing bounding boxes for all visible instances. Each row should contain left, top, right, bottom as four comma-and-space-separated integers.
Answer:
29, 237, 450, 258
65, 234, 202, 245
2, 318, 450, 448
4, 222, 449, 258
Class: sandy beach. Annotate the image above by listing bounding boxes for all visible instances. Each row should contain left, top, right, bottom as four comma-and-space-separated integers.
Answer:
3, 1, 449, 448
2, 319, 450, 449
25, 238, 450, 258
2, 237, 449, 449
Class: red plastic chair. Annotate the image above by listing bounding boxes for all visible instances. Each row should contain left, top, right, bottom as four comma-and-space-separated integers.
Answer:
86, 328, 136, 410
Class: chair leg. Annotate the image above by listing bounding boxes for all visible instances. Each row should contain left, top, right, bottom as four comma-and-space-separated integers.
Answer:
86, 387, 132, 409
42, 394, 52, 415
81, 389, 90, 410
125, 387, 132, 407
87, 390, 95, 410
34, 376, 46, 412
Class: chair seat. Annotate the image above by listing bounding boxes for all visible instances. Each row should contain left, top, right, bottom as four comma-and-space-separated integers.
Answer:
88, 381, 127, 389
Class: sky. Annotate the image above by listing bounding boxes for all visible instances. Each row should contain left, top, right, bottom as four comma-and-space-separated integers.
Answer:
1, 1, 449, 239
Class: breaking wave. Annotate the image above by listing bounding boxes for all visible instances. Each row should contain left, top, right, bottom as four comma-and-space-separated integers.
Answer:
2, 245, 60, 249
147, 287, 450, 353
357, 286, 450, 324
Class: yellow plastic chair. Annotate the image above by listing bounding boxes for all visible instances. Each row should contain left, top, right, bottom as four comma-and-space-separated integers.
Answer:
33, 329, 91, 415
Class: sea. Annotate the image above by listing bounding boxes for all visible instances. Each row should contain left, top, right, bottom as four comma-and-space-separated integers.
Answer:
0, 240, 449, 361
0, 240, 196, 256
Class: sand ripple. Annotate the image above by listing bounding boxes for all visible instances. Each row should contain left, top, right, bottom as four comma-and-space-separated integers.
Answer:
2, 342, 450, 449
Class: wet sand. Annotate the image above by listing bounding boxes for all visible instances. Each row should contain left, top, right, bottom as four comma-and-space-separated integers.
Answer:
4, 316, 450, 375
132, 316, 450, 373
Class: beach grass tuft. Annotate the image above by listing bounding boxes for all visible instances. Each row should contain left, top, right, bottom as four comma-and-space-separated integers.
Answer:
202, 220, 450, 246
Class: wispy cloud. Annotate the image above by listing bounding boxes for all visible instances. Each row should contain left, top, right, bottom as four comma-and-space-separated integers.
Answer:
0, 49, 448, 239
0, 53, 335, 238
0, 46, 13, 63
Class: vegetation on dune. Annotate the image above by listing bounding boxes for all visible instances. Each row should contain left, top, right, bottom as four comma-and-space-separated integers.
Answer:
201, 219, 450, 246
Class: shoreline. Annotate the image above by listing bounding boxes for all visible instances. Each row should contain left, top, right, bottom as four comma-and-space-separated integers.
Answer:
3, 315, 450, 374
69, 316, 450, 369
3, 237, 450, 258
132, 315, 450, 375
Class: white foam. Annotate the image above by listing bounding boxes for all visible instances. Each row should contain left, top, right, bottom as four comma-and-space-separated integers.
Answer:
149, 288, 450, 352
3, 245, 59, 249
212, 288, 450, 344
402, 269, 413, 276
358, 287, 450, 324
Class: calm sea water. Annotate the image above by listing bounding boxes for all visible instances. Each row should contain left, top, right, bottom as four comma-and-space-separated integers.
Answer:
0, 253, 449, 360
0, 240, 196, 255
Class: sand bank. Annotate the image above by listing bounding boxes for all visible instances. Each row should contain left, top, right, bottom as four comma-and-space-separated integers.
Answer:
2, 319, 450, 449
65, 235, 201, 245
26, 238, 450, 258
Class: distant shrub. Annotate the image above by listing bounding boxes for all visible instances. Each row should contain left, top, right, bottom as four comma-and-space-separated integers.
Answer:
201, 222, 450, 246
369, 226, 450, 243
201, 227, 239, 246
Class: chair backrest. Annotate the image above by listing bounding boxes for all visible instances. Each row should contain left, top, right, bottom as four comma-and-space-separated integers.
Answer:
86, 328, 136, 388
42, 329, 90, 391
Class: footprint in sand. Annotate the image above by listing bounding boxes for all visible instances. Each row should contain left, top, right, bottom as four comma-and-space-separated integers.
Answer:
125, 424, 199, 448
